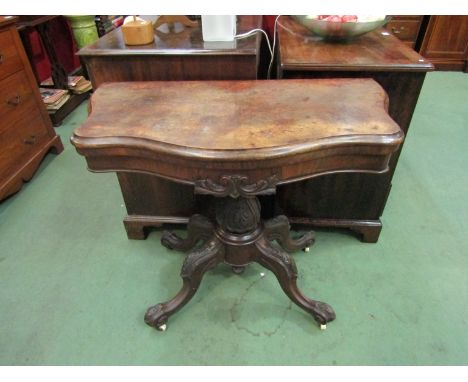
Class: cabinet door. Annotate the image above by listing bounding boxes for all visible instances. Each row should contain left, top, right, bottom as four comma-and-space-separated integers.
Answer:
420, 16, 468, 70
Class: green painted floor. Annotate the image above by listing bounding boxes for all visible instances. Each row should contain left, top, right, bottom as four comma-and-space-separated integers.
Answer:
0, 72, 467, 365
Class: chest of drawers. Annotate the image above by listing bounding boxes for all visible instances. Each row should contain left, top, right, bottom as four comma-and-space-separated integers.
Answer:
0, 16, 63, 201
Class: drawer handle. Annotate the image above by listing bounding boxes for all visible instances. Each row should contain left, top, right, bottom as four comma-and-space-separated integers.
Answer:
24, 135, 37, 145
391, 27, 405, 34
0, 52, 4, 64
7, 95, 21, 106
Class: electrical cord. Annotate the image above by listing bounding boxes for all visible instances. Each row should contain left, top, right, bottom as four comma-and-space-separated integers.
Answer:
235, 28, 272, 79
235, 28, 272, 55
268, 15, 282, 79
233, 16, 282, 79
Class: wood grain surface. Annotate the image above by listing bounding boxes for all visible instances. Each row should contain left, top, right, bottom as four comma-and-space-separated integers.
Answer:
74, 79, 400, 154
277, 16, 433, 72
72, 79, 403, 187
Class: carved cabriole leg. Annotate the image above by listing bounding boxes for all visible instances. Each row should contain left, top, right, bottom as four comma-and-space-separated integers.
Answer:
161, 214, 214, 252
264, 215, 315, 253
145, 237, 224, 330
255, 236, 336, 326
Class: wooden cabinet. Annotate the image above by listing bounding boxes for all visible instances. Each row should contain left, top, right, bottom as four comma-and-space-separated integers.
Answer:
385, 16, 424, 49
0, 16, 63, 201
78, 16, 263, 88
275, 16, 433, 242
419, 16, 468, 71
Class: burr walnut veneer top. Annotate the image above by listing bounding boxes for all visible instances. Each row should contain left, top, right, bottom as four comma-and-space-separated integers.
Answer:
74, 79, 401, 154
71, 79, 403, 185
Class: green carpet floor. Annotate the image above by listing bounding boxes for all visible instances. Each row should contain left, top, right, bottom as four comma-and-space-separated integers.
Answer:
0, 72, 467, 365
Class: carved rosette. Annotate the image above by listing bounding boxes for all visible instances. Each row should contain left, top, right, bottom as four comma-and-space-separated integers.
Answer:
194, 174, 279, 198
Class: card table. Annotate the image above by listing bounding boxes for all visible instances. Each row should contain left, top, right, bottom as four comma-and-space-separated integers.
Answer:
71, 79, 403, 330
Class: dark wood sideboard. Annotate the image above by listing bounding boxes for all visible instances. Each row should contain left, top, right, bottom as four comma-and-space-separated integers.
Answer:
0, 16, 63, 201
275, 16, 434, 242
78, 15, 263, 88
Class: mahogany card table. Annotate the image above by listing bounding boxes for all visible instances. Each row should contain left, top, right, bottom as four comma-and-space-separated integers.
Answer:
71, 79, 403, 331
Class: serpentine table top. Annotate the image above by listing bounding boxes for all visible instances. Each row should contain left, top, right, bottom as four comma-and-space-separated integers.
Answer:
71, 79, 403, 190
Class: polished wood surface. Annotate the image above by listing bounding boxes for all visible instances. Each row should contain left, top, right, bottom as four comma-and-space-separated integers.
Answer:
0, 16, 63, 201
277, 16, 433, 73
77, 80, 399, 152
72, 79, 402, 184
79, 16, 259, 55
419, 16, 468, 71
71, 79, 403, 331
276, 15, 434, 242
78, 15, 263, 88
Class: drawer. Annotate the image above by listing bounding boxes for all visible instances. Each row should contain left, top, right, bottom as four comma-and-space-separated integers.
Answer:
0, 29, 23, 81
0, 70, 39, 135
0, 108, 48, 180
385, 20, 422, 42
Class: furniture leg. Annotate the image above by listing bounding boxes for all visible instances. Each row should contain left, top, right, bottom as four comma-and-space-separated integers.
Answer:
264, 215, 315, 252
215, 195, 334, 328
349, 223, 382, 243
144, 237, 224, 330
123, 218, 152, 240
161, 214, 214, 252
255, 235, 336, 327
148, 195, 335, 330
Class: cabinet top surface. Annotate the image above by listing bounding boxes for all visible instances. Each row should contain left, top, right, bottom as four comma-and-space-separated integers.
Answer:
73, 79, 402, 159
78, 16, 261, 56
278, 16, 434, 72
0, 16, 18, 29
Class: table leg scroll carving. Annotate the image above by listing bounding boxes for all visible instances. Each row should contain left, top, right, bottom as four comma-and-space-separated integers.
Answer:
148, 195, 335, 331
255, 236, 336, 326
145, 238, 224, 330
161, 214, 214, 252
264, 215, 315, 253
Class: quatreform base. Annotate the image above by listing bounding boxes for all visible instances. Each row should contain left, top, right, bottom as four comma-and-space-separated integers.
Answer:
145, 196, 335, 331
